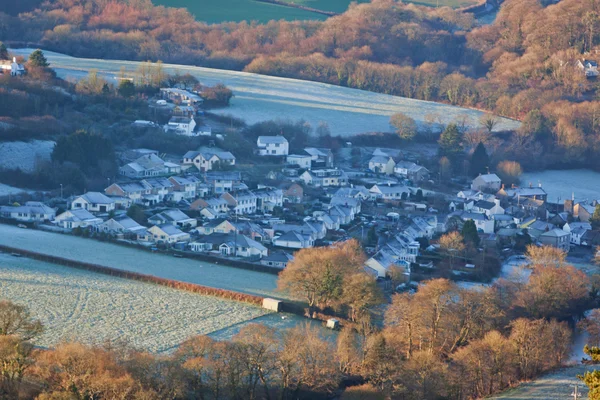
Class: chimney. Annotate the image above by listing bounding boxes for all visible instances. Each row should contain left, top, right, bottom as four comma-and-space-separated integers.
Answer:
538, 181, 542, 188
529, 182, 532, 188
501, 183, 505, 190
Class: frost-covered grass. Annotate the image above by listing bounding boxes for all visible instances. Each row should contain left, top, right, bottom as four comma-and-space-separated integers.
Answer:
0, 140, 54, 172
11, 49, 521, 137
521, 169, 600, 204
0, 254, 270, 353
0, 224, 279, 298
0, 183, 31, 196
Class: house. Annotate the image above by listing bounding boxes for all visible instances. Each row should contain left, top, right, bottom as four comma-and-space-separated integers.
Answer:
365, 249, 410, 279
299, 169, 348, 187
304, 147, 334, 168
120, 154, 180, 179
471, 199, 504, 217
141, 178, 174, 204
330, 196, 361, 215
97, 215, 146, 235
252, 187, 283, 212
369, 156, 396, 174
0, 57, 25, 76
0, 202, 55, 222
369, 184, 410, 201
148, 209, 197, 229
394, 161, 430, 182
190, 233, 268, 258
577, 59, 600, 78
563, 222, 592, 245
313, 212, 341, 231
329, 205, 355, 225
165, 116, 197, 136
160, 88, 202, 106
334, 186, 371, 201
582, 230, 600, 247
286, 154, 312, 169
260, 251, 294, 269
54, 209, 103, 230
497, 185, 548, 201
149, 224, 190, 244
71, 192, 116, 214
471, 173, 502, 192
257, 136, 289, 156
221, 191, 258, 215
196, 218, 238, 235
278, 182, 303, 203
539, 229, 570, 252
168, 176, 197, 201
205, 171, 243, 194
273, 231, 314, 249
574, 202, 597, 222
190, 198, 229, 218
454, 212, 495, 234
182, 149, 236, 172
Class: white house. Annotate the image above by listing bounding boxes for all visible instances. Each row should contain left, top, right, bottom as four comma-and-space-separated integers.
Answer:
221, 191, 258, 215
257, 136, 289, 156
394, 161, 430, 182
0, 202, 55, 222
182, 150, 236, 172
471, 174, 502, 191
369, 156, 396, 175
273, 231, 314, 249
369, 184, 410, 201
299, 169, 348, 187
0, 57, 25, 76
54, 209, 103, 230
471, 199, 504, 218
286, 154, 312, 169
252, 187, 284, 212
71, 192, 116, 214
577, 59, 600, 77
165, 116, 197, 136
149, 224, 190, 244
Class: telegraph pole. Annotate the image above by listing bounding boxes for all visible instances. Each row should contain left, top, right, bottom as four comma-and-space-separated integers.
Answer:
571, 383, 580, 400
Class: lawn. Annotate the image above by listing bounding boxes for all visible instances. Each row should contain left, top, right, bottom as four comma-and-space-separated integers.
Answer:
152, 0, 480, 24
0, 254, 270, 353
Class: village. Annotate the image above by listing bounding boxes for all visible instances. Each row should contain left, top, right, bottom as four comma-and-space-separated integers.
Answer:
0, 83, 598, 286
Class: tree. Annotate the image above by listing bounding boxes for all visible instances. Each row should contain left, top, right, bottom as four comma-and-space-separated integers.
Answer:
27, 49, 49, 68
496, 160, 522, 186
0, 336, 35, 398
469, 142, 490, 177
118, 79, 136, 97
438, 123, 464, 162
461, 219, 480, 247
525, 245, 566, 267
414, 189, 423, 202
341, 273, 383, 322
439, 231, 465, 268
277, 240, 367, 310
0, 300, 43, 340
579, 370, 600, 400
52, 130, 117, 178
127, 204, 146, 225
439, 156, 451, 180
0, 42, 8, 60
390, 112, 417, 141
591, 204, 600, 230
479, 113, 499, 133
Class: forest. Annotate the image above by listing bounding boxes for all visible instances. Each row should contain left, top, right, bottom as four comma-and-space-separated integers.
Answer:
1, 243, 600, 399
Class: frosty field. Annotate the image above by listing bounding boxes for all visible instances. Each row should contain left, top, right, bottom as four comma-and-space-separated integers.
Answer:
520, 169, 600, 204
11, 49, 520, 137
0, 224, 279, 298
0, 253, 270, 353
0, 140, 54, 172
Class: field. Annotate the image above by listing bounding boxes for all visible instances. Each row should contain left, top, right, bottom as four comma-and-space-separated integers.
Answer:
0, 224, 280, 298
0, 253, 270, 353
11, 49, 520, 137
520, 169, 600, 204
0, 140, 54, 172
152, 0, 479, 24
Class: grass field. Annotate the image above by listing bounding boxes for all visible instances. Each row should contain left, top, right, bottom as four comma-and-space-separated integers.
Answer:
152, 0, 479, 24
0, 254, 270, 353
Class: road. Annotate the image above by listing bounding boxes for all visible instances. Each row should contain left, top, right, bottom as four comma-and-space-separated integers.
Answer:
11, 49, 521, 137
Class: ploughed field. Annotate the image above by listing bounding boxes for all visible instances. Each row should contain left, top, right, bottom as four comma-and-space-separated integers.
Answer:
0, 224, 280, 298
0, 253, 270, 353
152, 0, 479, 24
11, 49, 520, 137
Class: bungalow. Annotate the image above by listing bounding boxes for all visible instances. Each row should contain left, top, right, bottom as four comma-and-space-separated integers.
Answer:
252, 187, 283, 213
471, 173, 502, 192
299, 169, 348, 187
149, 224, 190, 244
120, 154, 181, 179
369, 184, 410, 201
191, 233, 268, 258
394, 161, 430, 182
70, 192, 116, 214
260, 251, 294, 269
0, 202, 55, 222
286, 154, 312, 169
54, 209, 103, 230
257, 136, 289, 156
539, 229, 570, 252
97, 215, 145, 235
148, 209, 197, 229
165, 116, 197, 136
196, 218, 237, 235
369, 156, 396, 175
273, 230, 314, 249
182, 150, 236, 172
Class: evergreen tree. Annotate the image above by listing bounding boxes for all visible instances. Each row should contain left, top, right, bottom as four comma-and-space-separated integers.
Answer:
28, 49, 49, 67
591, 204, 600, 230
118, 80, 135, 97
469, 142, 490, 177
0, 42, 8, 60
461, 219, 480, 247
126, 204, 146, 225
415, 189, 424, 202
438, 123, 464, 162
579, 369, 600, 400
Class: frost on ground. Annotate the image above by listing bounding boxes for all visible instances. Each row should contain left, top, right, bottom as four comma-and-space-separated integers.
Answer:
11, 49, 521, 137
0, 183, 31, 196
0, 254, 270, 353
0, 224, 280, 298
0, 140, 54, 172
490, 365, 592, 399
521, 169, 600, 204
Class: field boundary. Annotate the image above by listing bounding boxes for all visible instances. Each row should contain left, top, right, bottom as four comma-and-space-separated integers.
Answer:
0, 244, 265, 306
254, 0, 337, 16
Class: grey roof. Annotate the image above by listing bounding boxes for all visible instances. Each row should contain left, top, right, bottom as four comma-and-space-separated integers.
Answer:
67, 208, 99, 221
475, 173, 501, 183
540, 228, 569, 238
276, 231, 305, 242
113, 215, 142, 230
169, 116, 194, 124
150, 209, 192, 223
184, 150, 200, 159
78, 192, 115, 204
474, 200, 495, 210
157, 224, 186, 236
258, 136, 288, 144
370, 156, 392, 164
262, 251, 294, 263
